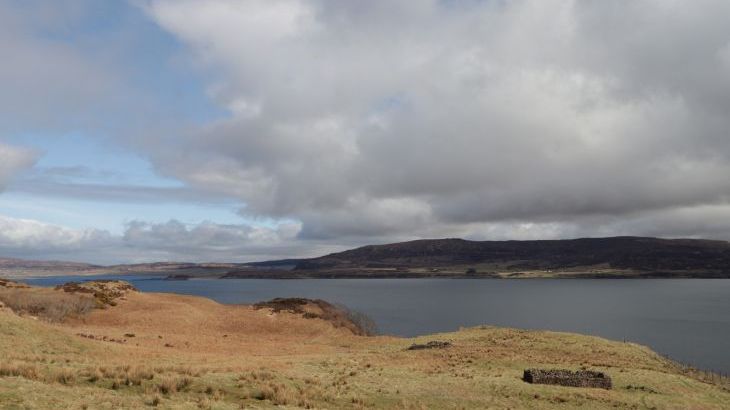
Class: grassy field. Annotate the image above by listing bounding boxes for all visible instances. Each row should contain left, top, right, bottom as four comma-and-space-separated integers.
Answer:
1, 281, 729, 409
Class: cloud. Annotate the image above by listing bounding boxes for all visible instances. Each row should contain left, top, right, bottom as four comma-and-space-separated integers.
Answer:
114, 219, 347, 264
5, 1, 730, 264
0, 2, 120, 133
9, 202, 730, 265
10, 177, 235, 205
0, 215, 113, 258
137, 0, 730, 242
0, 214, 344, 264
0, 143, 37, 189
0, 1, 206, 139
123, 219, 300, 259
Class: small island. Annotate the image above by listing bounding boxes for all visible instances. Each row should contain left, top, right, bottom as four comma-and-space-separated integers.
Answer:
163, 274, 192, 281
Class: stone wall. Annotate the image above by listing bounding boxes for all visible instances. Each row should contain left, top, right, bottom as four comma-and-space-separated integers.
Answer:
523, 369, 612, 389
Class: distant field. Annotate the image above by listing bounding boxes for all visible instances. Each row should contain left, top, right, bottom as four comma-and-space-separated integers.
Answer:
1, 280, 729, 409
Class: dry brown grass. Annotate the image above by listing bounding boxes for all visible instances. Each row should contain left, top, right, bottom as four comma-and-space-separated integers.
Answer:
0, 287, 96, 322
0, 362, 78, 386
2, 283, 730, 409
155, 376, 192, 395
0, 279, 137, 323
0, 363, 41, 380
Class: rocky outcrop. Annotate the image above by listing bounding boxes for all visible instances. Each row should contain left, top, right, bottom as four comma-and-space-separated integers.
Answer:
253, 298, 377, 336
0, 278, 29, 288
55, 280, 137, 307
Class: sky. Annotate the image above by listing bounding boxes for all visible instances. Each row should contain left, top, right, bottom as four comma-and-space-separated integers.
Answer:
2, 0, 730, 264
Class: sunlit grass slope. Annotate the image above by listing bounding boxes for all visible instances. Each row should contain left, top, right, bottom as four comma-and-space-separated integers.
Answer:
1, 282, 729, 409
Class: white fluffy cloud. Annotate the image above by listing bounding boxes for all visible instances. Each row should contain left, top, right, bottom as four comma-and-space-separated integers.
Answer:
121, 219, 323, 262
118, 218, 347, 263
140, 0, 730, 242
0, 215, 112, 257
0, 215, 343, 264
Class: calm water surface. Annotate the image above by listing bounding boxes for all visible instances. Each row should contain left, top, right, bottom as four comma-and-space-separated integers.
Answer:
23, 276, 730, 374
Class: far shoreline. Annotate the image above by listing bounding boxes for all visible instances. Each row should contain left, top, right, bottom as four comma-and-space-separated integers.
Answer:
13, 271, 730, 281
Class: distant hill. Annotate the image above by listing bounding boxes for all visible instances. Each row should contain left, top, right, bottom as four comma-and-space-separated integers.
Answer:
4, 236, 730, 279
0, 257, 98, 270
0, 258, 245, 279
0, 258, 99, 274
0, 258, 100, 278
288, 237, 730, 277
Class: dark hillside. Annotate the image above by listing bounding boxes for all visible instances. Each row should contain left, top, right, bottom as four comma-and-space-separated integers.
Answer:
294, 237, 730, 273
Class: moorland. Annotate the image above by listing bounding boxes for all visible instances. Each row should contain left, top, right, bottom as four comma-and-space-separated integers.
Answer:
1, 278, 729, 409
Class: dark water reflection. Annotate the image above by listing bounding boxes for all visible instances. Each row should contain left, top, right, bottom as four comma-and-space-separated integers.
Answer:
23, 276, 730, 373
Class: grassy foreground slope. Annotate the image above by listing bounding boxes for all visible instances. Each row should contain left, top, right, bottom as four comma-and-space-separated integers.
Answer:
1, 284, 729, 409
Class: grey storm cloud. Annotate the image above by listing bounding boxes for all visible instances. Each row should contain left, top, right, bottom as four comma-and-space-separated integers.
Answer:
140, 0, 730, 241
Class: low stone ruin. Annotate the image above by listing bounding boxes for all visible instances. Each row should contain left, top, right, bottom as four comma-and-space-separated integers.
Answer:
523, 369, 612, 389
407, 341, 452, 351
76, 333, 127, 344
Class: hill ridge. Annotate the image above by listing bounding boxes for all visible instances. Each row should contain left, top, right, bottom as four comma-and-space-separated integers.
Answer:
292, 236, 730, 274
